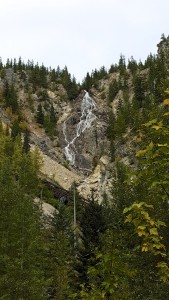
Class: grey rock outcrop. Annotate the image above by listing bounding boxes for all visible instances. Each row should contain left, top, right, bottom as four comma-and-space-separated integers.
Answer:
58, 90, 110, 174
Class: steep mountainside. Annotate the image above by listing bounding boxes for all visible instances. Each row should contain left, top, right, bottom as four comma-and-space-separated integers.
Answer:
0, 34, 168, 201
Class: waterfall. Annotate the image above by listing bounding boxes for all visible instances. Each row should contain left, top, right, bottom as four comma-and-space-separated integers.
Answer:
63, 91, 96, 166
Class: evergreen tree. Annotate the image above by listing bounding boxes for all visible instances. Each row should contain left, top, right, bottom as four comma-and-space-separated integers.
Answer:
73, 197, 107, 292
118, 54, 126, 75
4, 83, 19, 112
68, 76, 79, 100
109, 63, 118, 73
11, 119, 21, 140
133, 75, 146, 108
82, 72, 92, 91
50, 68, 58, 82
36, 103, 44, 125
46, 205, 73, 299
127, 56, 138, 74
43, 104, 57, 137
22, 128, 30, 153
60, 66, 72, 96
108, 79, 119, 102
0, 57, 3, 70
50, 104, 56, 124
0, 134, 45, 299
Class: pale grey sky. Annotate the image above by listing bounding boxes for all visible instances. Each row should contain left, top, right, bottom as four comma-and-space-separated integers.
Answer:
0, 0, 168, 82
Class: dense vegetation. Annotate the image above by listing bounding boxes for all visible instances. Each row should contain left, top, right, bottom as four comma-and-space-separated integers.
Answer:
0, 34, 169, 299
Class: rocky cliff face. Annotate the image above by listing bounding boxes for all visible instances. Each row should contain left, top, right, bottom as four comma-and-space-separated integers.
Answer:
58, 90, 110, 174
0, 69, 113, 201
57, 89, 112, 200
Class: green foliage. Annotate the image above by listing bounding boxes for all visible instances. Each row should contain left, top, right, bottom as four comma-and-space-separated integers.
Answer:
22, 128, 30, 153
79, 241, 135, 299
124, 202, 166, 255
60, 67, 79, 100
72, 197, 107, 296
0, 132, 45, 298
45, 206, 74, 299
11, 119, 21, 140
123, 97, 169, 283
29, 63, 48, 89
118, 54, 126, 75
80, 127, 169, 299
36, 103, 44, 125
3, 83, 19, 112
49, 104, 56, 124
82, 67, 108, 91
79, 196, 107, 251
82, 72, 92, 91
76, 163, 136, 299
109, 63, 118, 73
107, 79, 119, 102
43, 104, 57, 137
133, 74, 146, 108
128, 56, 138, 74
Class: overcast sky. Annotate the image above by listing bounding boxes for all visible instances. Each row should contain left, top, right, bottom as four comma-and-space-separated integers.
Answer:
0, 0, 168, 82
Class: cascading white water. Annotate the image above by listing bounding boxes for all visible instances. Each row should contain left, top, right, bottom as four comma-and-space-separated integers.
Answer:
63, 91, 96, 165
